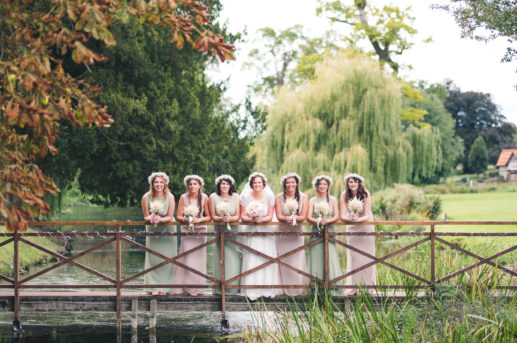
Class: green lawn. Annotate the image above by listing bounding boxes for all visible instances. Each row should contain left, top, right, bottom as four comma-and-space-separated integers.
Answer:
440, 192, 517, 221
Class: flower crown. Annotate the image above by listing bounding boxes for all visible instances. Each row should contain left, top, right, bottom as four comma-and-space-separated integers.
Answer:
248, 171, 267, 183
183, 174, 204, 187
148, 172, 169, 185
312, 174, 333, 189
215, 174, 235, 186
344, 173, 364, 184
280, 172, 301, 185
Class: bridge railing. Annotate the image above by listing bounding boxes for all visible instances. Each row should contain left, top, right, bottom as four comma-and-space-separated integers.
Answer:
0, 220, 516, 321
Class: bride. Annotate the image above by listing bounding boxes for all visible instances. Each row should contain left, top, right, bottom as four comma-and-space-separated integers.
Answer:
239, 172, 279, 299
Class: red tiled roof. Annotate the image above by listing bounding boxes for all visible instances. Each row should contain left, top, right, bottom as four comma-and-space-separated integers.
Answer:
496, 149, 517, 167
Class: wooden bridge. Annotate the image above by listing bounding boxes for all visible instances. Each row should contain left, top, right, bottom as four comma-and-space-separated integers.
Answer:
0, 220, 516, 331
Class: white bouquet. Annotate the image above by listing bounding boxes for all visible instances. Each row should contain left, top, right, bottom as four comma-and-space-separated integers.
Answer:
216, 201, 232, 231
314, 201, 330, 230
246, 201, 267, 219
149, 202, 162, 227
347, 196, 363, 217
283, 198, 299, 226
184, 204, 200, 230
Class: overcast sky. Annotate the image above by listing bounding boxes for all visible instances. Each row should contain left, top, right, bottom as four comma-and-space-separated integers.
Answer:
209, 0, 517, 125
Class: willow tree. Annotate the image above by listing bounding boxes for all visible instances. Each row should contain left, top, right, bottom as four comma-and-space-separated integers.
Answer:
253, 52, 441, 195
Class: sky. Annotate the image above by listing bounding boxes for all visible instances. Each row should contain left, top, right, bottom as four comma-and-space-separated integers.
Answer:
208, 0, 517, 125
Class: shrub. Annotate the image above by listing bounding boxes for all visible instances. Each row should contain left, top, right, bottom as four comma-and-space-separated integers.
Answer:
372, 184, 441, 220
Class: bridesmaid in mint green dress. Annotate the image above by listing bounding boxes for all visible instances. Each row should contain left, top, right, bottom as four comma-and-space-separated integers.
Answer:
306, 175, 341, 290
141, 172, 177, 295
209, 174, 241, 295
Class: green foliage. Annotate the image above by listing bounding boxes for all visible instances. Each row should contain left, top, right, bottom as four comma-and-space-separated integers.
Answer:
403, 83, 464, 178
254, 52, 443, 194
468, 136, 489, 173
372, 183, 442, 220
443, 82, 516, 170
435, 0, 517, 65
317, 0, 428, 74
40, 17, 253, 207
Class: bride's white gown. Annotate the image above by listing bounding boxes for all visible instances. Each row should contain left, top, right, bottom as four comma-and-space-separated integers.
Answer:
240, 191, 279, 300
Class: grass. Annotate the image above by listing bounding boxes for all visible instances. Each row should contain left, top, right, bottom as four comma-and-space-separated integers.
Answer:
236, 286, 517, 342
0, 228, 59, 277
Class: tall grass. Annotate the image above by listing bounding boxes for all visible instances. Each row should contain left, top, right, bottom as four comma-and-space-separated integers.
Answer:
238, 285, 517, 342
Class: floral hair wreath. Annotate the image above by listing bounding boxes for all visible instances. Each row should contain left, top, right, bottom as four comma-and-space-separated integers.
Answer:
215, 174, 235, 186
183, 174, 204, 187
248, 171, 267, 183
312, 174, 333, 189
280, 172, 301, 185
344, 173, 364, 184
148, 172, 170, 185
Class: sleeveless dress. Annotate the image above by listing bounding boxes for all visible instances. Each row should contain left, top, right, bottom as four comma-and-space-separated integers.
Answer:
308, 196, 342, 288
240, 191, 279, 300
343, 196, 376, 289
144, 192, 177, 293
172, 193, 208, 295
212, 193, 241, 295
276, 193, 307, 296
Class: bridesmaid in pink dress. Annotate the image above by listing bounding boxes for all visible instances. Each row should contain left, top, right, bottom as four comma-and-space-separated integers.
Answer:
340, 173, 376, 295
275, 172, 308, 296
172, 175, 211, 295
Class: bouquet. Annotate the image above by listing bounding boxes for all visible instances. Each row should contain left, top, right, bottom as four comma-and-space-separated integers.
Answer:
246, 201, 267, 219
149, 202, 162, 227
283, 198, 299, 226
216, 201, 232, 231
314, 201, 330, 230
347, 196, 363, 218
184, 204, 200, 230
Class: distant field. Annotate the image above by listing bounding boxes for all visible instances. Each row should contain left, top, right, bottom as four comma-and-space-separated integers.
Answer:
438, 191, 517, 234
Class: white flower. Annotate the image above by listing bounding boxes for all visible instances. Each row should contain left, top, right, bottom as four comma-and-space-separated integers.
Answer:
283, 198, 299, 215
150, 202, 162, 215
216, 202, 231, 216
246, 201, 267, 218
314, 201, 330, 218
348, 196, 363, 215
184, 204, 200, 218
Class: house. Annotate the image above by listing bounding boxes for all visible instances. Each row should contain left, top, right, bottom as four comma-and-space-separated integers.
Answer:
496, 149, 517, 181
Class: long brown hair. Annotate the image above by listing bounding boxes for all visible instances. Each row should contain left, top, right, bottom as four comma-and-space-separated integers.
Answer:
344, 177, 368, 204
186, 178, 203, 217
282, 177, 301, 214
315, 178, 330, 203
149, 176, 170, 199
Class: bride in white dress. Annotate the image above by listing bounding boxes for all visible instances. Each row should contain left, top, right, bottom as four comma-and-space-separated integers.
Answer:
239, 172, 279, 300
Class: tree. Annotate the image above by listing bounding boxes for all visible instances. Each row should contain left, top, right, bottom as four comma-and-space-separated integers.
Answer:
403, 82, 464, 178
434, 1, 517, 65
244, 25, 340, 100
317, 0, 429, 74
0, 0, 234, 231
254, 52, 442, 194
39, 17, 252, 208
468, 136, 488, 173
443, 82, 516, 170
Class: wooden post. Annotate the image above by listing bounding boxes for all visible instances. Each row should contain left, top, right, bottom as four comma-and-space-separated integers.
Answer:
220, 227, 229, 329
13, 226, 21, 331
116, 225, 122, 324
149, 299, 157, 332
430, 224, 436, 289
324, 224, 329, 293
131, 299, 138, 334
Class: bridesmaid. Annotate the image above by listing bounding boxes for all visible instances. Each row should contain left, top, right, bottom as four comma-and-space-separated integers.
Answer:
209, 174, 241, 295
306, 175, 341, 291
141, 172, 176, 295
172, 175, 211, 295
240, 172, 279, 300
275, 172, 308, 296
340, 173, 376, 295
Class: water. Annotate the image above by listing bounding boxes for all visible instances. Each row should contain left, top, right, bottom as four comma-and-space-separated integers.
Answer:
1, 205, 248, 342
